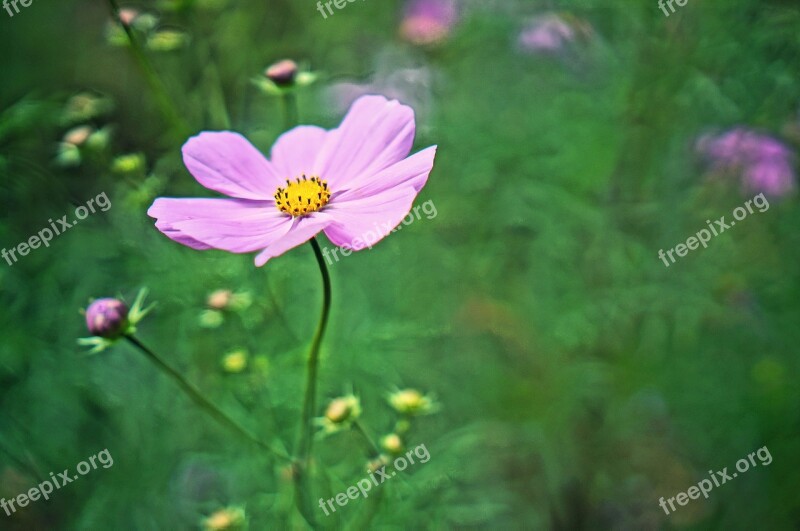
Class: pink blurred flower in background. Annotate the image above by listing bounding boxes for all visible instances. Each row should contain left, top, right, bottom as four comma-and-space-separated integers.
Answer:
148, 95, 437, 266
400, 0, 458, 46
697, 128, 796, 197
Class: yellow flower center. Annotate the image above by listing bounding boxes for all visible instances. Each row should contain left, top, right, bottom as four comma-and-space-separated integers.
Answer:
274, 175, 331, 217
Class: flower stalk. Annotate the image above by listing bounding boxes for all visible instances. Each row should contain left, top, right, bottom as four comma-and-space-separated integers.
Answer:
280, 91, 298, 130
124, 334, 289, 461
353, 420, 382, 458
105, 0, 189, 140
293, 236, 332, 527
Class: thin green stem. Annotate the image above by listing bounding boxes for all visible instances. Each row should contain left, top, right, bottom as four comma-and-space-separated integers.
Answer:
353, 421, 382, 458
293, 236, 332, 528
281, 92, 298, 130
296, 237, 332, 463
124, 335, 290, 461
106, 0, 190, 139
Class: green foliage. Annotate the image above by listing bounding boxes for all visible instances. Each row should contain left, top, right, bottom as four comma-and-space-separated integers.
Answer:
1, 0, 799, 529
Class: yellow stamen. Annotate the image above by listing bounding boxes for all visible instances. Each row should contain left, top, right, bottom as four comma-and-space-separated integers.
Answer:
273, 175, 331, 217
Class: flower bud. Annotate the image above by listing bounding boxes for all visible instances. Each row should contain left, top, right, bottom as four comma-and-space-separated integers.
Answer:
394, 418, 411, 435
63, 93, 112, 124
388, 388, 432, 415
198, 309, 224, 328
86, 298, 129, 339
325, 395, 361, 424
56, 143, 81, 167
79, 289, 153, 354
380, 433, 404, 454
207, 289, 233, 310
131, 13, 158, 32
117, 7, 139, 26
221, 350, 248, 373
111, 153, 146, 174
63, 126, 94, 147
147, 30, 189, 52
366, 455, 390, 474
86, 127, 111, 151
202, 506, 245, 530
265, 59, 298, 86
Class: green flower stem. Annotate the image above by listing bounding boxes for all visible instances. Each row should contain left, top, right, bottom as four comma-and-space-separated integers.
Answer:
353, 420, 382, 458
105, 0, 190, 139
124, 335, 289, 461
293, 237, 332, 528
281, 92, 298, 130
346, 422, 385, 531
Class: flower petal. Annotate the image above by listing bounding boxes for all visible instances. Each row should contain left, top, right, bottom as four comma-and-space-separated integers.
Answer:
148, 197, 289, 253
338, 146, 437, 201
154, 228, 213, 250
316, 95, 416, 191
182, 132, 282, 199
323, 186, 421, 250
254, 214, 334, 266
270, 126, 329, 178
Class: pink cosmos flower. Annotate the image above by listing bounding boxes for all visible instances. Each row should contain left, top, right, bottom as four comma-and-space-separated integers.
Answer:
148, 95, 437, 266
696, 127, 796, 197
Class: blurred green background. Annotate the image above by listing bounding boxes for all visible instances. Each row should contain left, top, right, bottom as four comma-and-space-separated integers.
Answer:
1, 0, 799, 529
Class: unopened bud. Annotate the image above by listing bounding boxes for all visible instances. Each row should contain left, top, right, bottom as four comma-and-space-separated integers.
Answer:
63, 126, 93, 147
325, 395, 360, 424
198, 309, 224, 328
111, 153, 146, 174
63, 92, 112, 124
388, 389, 432, 415
380, 433, 403, 454
117, 8, 139, 26
366, 455, 390, 474
202, 506, 246, 530
207, 289, 233, 310
147, 30, 189, 52
265, 59, 298, 86
221, 350, 248, 373
86, 298, 129, 339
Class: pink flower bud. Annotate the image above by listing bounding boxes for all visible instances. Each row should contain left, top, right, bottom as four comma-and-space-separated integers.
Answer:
86, 298, 129, 339
265, 59, 298, 86
118, 8, 139, 26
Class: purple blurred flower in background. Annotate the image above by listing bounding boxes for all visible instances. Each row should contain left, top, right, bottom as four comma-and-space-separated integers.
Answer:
148, 95, 437, 266
518, 14, 577, 53
697, 128, 796, 197
400, 0, 458, 46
